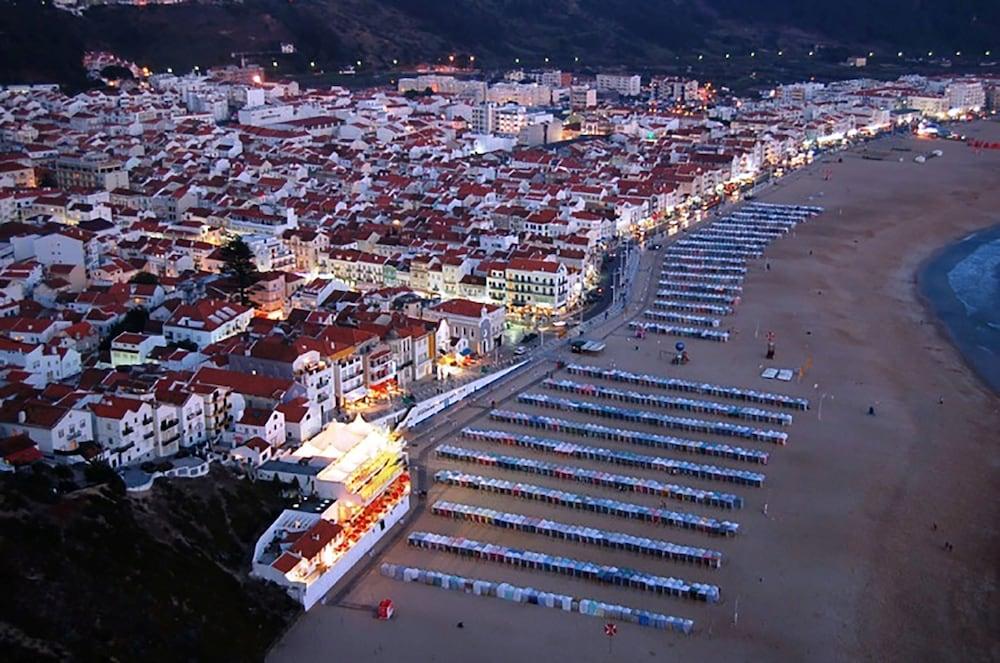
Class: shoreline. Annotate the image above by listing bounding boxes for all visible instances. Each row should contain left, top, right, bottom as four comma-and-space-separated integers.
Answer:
917, 224, 1000, 395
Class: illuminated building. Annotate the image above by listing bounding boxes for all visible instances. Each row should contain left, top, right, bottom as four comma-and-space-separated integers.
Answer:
252, 415, 410, 609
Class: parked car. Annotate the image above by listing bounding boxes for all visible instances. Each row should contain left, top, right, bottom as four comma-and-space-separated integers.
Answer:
514, 346, 528, 356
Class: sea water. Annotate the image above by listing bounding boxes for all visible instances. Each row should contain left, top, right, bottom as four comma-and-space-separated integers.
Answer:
922, 224, 1000, 394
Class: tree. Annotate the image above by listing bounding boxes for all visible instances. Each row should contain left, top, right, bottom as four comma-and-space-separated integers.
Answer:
130, 271, 158, 285
220, 236, 260, 306
99, 307, 149, 352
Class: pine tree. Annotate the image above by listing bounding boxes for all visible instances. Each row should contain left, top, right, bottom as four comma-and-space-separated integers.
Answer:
220, 237, 260, 306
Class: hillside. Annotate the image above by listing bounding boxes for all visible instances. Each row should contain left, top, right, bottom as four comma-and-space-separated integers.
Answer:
1, 0, 998, 88
0, 465, 298, 662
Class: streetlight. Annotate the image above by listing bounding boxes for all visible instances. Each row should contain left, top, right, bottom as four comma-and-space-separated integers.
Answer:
750, 51, 756, 57
808, 50, 814, 56
955, 51, 961, 57
868, 51, 874, 58
469, 55, 475, 63
392, 58, 398, 65
272, 61, 278, 68
356, 60, 362, 67
310, 61, 315, 68
515, 57, 520, 64
725, 53, 730, 59
698, 54, 703, 60
777, 50, 783, 56
897, 51, 903, 57
928, 51, 934, 57
166, 67, 173, 74
544, 57, 549, 63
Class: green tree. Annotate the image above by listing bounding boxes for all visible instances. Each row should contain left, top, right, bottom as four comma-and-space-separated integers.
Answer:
129, 271, 158, 285
220, 236, 260, 306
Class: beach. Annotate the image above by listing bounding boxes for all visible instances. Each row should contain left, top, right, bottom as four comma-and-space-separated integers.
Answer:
268, 122, 1000, 663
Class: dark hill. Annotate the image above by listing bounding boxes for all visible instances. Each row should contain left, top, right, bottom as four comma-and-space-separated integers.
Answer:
0, 465, 298, 662
1, 0, 998, 87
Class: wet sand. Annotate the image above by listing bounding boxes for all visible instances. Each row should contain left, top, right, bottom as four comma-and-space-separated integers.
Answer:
269, 122, 1000, 663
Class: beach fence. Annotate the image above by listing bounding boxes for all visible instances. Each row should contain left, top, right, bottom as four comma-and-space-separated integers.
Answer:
651, 203, 824, 341
629, 321, 731, 342
430, 500, 724, 567
486, 409, 771, 463
644, 309, 722, 327
515, 393, 788, 444
434, 444, 744, 509
405, 532, 721, 602
379, 563, 695, 633
564, 364, 810, 410
539, 378, 792, 425
652, 299, 734, 316
459, 428, 766, 486
433, 470, 740, 536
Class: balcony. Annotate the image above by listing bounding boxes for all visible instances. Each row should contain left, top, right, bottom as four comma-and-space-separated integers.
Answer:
160, 419, 179, 432
123, 426, 135, 436
142, 416, 153, 426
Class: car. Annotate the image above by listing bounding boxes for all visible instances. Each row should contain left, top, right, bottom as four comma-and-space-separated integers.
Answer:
650, 243, 662, 250
514, 346, 528, 356
521, 332, 539, 344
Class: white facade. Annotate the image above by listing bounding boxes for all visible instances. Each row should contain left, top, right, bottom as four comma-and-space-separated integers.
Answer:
596, 74, 641, 97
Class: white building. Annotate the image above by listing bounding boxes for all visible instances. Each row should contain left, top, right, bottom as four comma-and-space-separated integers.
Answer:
89, 396, 157, 467
422, 298, 506, 355
596, 74, 641, 97
162, 300, 253, 349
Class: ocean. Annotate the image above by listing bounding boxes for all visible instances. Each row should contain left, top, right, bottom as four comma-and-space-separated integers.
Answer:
920, 224, 1000, 395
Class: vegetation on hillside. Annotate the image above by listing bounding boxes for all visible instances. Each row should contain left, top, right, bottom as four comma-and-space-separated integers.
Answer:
0, 465, 298, 662
1, 0, 997, 88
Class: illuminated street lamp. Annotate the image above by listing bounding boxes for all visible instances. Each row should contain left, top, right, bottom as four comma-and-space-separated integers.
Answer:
356, 60, 362, 67
698, 54, 703, 60
544, 57, 550, 63
750, 51, 756, 57
897, 51, 903, 57
272, 61, 278, 68
392, 58, 398, 65
777, 50, 783, 56
868, 51, 874, 57
808, 50, 814, 56
310, 61, 316, 68
725, 53, 730, 59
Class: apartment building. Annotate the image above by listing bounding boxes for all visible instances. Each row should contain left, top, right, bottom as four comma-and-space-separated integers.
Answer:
50, 154, 129, 191
162, 299, 253, 349
596, 74, 641, 97
422, 298, 505, 355
89, 396, 157, 467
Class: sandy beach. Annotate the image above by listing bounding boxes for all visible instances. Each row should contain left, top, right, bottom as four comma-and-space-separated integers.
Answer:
268, 122, 1000, 663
